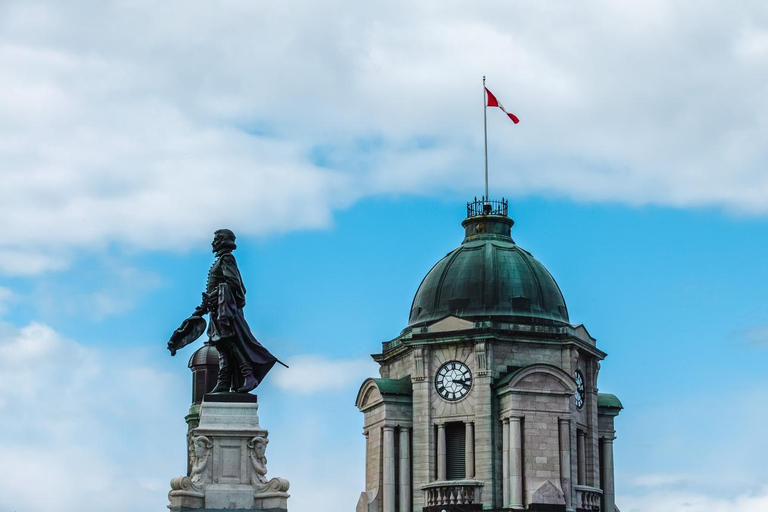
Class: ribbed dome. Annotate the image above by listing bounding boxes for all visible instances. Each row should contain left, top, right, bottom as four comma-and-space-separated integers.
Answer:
188, 342, 219, 369
408, 207, 569, 327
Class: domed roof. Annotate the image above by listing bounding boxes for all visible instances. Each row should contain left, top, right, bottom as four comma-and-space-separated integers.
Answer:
188, 342, 219, 368
408, 201, 569, 327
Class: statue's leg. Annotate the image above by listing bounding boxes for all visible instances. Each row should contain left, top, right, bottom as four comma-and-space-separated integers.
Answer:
211, 342, 233, 393
231, 345, 259, 393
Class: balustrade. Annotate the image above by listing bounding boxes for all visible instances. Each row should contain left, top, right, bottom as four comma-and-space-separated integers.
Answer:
575, 485, 603, 511
422, 480, 483, 509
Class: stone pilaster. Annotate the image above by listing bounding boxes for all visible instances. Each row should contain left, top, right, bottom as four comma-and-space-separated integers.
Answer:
509, 417, 524, 509
558, 419, 573, 511
502, 418, 510, 506
411, 348, 430, 512
587, 359, 600, 487
399, 427, 411, 512
601, 437, 616, 512
473, 369, 494, 505
437, 423, 447, 481
382, 426, 396, 512
577, 430, 586, 486
465, 421, 475, 479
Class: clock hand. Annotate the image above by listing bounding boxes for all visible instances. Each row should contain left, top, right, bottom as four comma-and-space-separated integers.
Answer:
451, 379, 471, 388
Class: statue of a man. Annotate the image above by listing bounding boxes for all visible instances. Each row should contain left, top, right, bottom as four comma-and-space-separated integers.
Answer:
169, 229, 280, 393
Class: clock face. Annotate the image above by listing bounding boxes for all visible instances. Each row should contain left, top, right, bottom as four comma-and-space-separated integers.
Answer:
435, 361, 472, 401
574, 370, 585, 409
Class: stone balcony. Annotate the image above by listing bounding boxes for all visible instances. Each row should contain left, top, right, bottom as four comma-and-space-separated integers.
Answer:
421, 480, 484, 512
575, 485, 603, 511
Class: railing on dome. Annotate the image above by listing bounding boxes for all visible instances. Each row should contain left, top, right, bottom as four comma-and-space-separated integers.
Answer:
466, 197, 508, 218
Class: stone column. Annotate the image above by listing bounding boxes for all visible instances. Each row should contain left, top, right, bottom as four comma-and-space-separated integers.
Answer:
473, 367, 494, 505
382, 426, 396, 512
558, 419, 572, 510
509, 417, 524, 508
465, 421, 475, 479
577, 430, 586, 485
502, 418, 510, 506
601, 437, 616, 512
437, 423, 447, 481
399, 427, 411, 512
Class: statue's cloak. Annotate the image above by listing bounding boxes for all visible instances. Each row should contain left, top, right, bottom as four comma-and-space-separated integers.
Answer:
207, 252, 277, 385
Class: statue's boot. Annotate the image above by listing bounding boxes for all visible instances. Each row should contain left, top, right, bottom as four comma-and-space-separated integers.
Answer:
211, 349, 232, 393
237, 364, 259, 393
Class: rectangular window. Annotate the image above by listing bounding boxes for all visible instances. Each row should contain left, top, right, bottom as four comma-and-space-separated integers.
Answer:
445, 422, 466, 480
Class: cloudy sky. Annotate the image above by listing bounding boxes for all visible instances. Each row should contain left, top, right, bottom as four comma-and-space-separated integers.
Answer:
1, 1, 767, 511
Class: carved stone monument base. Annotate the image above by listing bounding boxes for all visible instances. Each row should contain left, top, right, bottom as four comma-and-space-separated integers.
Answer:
168, 395, 290, 512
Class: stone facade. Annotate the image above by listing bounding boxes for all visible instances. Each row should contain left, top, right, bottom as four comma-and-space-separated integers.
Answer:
356, 319, 622, 512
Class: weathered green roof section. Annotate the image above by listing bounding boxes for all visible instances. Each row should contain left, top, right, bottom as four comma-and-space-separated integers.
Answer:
373, 377, 412, 396
598, 393, 623, 409
408, 215, 569, 327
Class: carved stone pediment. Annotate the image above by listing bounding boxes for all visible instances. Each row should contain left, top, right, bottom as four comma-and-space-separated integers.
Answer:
531, 480, 565, 505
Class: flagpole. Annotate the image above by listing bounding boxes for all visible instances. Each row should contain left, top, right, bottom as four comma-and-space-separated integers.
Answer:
483, 76, 489, 204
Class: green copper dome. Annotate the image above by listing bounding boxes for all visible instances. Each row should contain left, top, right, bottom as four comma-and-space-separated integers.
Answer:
408, 202, 569, 327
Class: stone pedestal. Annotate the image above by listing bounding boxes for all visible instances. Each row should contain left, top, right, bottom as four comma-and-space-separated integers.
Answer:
168, 394, 290, 512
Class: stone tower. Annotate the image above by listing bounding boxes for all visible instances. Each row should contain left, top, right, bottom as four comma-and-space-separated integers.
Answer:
356, 199, 622, 512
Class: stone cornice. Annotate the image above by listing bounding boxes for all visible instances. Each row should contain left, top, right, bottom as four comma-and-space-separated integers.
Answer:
373, 331, 607, 364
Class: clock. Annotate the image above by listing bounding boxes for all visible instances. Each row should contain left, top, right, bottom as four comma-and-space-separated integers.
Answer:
435, 361, 472, 401
574, 370, 585, 409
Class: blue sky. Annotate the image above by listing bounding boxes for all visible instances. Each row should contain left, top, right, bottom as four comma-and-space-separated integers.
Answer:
1, 1, 768, 511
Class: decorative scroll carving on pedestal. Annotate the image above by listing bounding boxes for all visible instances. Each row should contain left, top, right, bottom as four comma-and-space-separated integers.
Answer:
190, 435, 213, 485
248, 436, 269, 485
248, 436, 291, 494
169, 476, 203, 494
169, 436, 212, 509
169, 435, 212, 498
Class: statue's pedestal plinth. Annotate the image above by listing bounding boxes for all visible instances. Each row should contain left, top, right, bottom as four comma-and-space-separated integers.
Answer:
168, 394, 290, 512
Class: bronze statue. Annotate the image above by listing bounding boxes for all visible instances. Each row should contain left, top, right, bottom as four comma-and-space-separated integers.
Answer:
168, 229, 286, 393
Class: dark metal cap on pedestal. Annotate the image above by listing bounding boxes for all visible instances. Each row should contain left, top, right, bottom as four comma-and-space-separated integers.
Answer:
188, 342, 220, 405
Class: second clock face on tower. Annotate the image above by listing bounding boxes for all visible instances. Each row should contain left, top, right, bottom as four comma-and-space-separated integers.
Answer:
574, 370, 585, 409
435, 361, 472, 401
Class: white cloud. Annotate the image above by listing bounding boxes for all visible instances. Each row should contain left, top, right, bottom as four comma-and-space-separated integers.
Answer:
629, 473, 694, 487
33, 261, 163, 320
620, 487, 768, 512
0, 322, 189, 512
737, 324, 768, 347
0, 324, 375, 512
1, 0, 768, 277
272, 354, 378, 395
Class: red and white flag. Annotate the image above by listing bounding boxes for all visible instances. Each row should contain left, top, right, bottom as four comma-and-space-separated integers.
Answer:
485, 87, 519, 124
